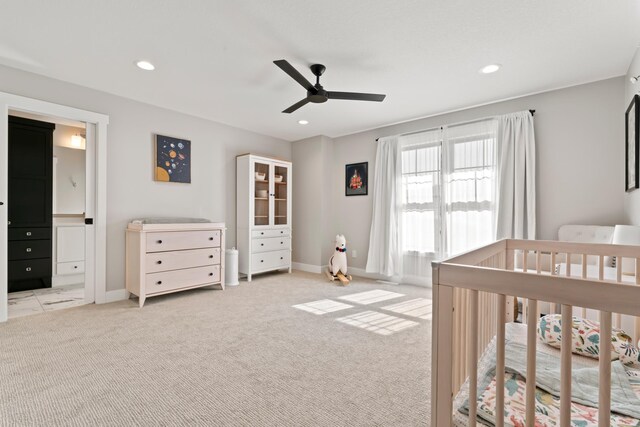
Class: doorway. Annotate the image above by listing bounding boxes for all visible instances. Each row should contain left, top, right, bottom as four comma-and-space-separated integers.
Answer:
0, 92, 109, 322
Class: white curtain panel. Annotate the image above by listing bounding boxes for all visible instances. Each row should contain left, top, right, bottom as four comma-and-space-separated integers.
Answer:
365, 136, 403, 276
399, 130, 442, 283
442, 119, 498, 256
495, 111, 536, 240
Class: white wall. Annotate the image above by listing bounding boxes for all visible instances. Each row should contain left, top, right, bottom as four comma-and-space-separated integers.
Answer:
0, 64, 291, 292
322, 77, 625, 271
291, 135, 335, 268
624, 47, 640, 225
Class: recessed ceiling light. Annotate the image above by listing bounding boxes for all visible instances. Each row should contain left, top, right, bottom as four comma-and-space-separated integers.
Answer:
298, 120, 309, 125
136, 60, 155, 71
480, 64, 501, 74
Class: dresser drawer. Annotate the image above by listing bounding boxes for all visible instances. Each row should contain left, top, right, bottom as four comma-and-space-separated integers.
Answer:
145, 248, 221, 273
251, 250, 290, 272
145, 230, 221, 253
146, 265, 221, 294
9, 227, 51, 241
252, 229, 290, 239
57, 261, 85, 275
9, 258, 52, 280
252, 237, 290, 253
9, 240, 51, 260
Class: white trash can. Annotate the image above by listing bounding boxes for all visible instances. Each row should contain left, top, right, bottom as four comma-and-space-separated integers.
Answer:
225, 248, 239, 286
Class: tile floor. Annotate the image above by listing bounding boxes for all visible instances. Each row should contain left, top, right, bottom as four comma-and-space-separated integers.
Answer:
8, 283, 85, 319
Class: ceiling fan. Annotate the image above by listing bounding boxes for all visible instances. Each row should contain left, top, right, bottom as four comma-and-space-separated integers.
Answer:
273, 59, 386, 114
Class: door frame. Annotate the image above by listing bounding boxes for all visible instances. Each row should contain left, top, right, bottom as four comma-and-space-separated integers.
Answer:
0, 92, 109, 322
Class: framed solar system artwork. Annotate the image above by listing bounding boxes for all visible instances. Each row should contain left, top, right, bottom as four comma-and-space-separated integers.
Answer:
155, 134, 191, 183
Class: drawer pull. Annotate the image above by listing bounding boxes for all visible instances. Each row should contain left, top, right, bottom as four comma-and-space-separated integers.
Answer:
156, 281, 162, 285
209, 272, 214, 276
157, 240, 163, 244
26, 248, 32, 252
26, 231, 32, 236
280, 241, 283, 244
261, 260, 264, 263
280, 257, 284, 260
25, 267, 32, 272
156, 260, 162, 264
281, 231, 284, 234
209, 237, 214, 241
260, 232, 264, 235
209, 255, 214, 258
261, 243, 264, 246
74, 266, 78, 269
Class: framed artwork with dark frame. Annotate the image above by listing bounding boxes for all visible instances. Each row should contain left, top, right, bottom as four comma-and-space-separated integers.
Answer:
345, 162, 368, 196
626, 94, 639, 192
154, 134, 191, 183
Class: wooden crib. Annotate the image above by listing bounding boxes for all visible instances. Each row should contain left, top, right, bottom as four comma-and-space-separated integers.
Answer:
431, 239, 640, 427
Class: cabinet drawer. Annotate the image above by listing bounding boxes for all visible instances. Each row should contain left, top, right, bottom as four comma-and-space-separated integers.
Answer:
9, 240, 51, 260
252, 237, 290, 253
146, 265, 221, 294
252, 229, 290, 239
9, 227, 51, 241
146, 248, 221, 273
145, 230, 221, 253
251, 250, 290, 272
8, 258, 52, 280
57, 261, 85, 275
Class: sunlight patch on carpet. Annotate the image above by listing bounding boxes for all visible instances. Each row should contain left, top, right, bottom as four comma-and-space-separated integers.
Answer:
381, 298, 432, 320
338, 290, 404, 305
336, 311, 419, 335
293, 299, 354, 315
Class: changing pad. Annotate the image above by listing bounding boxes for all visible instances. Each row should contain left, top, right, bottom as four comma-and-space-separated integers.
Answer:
129, 217, 211, 224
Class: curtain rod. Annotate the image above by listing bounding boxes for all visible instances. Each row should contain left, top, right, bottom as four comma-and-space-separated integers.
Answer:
374, 109, 535, 142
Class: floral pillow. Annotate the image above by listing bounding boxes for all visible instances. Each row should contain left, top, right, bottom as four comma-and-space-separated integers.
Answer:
619, 342, 640, 368
537, 314, 632, 360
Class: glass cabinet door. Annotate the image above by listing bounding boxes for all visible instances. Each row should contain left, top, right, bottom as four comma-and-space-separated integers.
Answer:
254, 161, 270, 226
273, 164, 289, 225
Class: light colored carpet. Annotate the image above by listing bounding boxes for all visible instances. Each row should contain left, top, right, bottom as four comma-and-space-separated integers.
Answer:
0, 271, 431, 426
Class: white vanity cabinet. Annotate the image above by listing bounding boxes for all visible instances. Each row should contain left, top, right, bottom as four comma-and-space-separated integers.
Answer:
236, 154, 292, 281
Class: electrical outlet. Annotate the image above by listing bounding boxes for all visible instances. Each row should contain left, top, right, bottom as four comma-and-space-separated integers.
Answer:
352, 249, 357, 258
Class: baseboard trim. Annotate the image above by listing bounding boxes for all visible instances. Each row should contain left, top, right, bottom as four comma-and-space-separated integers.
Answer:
292, 262, 323, 274
104, 289, 130, 303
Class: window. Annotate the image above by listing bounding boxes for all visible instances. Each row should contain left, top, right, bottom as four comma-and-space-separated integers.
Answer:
400, 120, 497, 259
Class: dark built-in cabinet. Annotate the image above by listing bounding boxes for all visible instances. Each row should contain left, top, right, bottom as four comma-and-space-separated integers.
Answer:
8, 116, 54, 293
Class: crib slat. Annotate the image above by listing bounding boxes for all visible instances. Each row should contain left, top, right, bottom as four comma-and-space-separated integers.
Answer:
599, 255, 604, 281
617, 259, 622, 283
536, 250, 541, 274
550, 253, 557, 314
526, 299, 538, 427
496, 294, 506, 427
566, 254, 572, 277
599, 311, 612, 427
467, 290, 479, 426
522, 250, 528, 273
581, 254, 587, 279
560, 304, 572, 427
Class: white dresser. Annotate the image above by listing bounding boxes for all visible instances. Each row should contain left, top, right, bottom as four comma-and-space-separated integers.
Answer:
237, 154, 292, 281
126, 222, 225, 307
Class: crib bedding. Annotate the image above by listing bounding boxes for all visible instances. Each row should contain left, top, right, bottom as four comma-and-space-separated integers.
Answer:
453, 323, 640, 427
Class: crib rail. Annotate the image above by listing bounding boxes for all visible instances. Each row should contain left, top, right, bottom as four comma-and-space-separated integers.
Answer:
431, 239, 640, 427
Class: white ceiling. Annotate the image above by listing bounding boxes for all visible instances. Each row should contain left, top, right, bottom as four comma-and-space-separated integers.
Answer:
1, 1, 639, 141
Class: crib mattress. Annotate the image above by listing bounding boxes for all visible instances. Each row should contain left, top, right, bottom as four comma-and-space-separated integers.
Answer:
451, 323, 640, 426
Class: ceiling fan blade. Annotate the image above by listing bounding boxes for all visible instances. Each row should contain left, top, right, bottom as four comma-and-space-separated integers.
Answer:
274, 60, 315, 92
328, 91, 386, 102
282, 97, 311, 114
